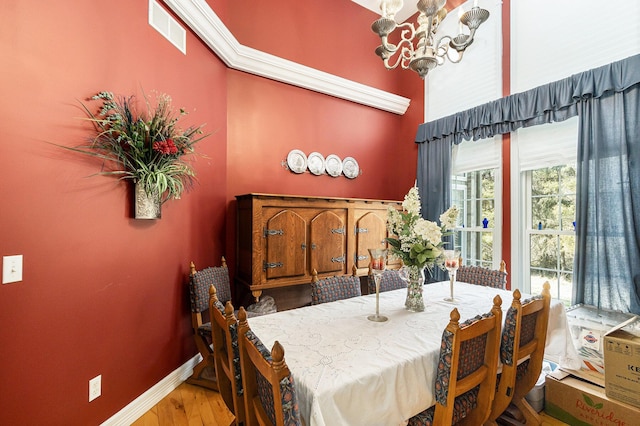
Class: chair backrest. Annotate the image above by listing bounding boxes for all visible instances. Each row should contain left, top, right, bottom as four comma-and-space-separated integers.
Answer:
310, 266, 361, 305
209, 285, 244, 425
188, 257, 232, 330
238, 308, 302, 426
431, 295, 503, 425
489, 282, 551, 424
366, 269, 407, 294
457, 259, 507, 289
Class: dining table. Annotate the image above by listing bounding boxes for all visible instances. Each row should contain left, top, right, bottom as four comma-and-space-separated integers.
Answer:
246, 281, 581, 426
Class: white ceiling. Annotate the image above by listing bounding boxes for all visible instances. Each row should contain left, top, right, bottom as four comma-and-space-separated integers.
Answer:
351, 0, 417, 23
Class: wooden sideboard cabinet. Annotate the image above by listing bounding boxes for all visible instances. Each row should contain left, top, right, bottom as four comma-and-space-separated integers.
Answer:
235, 193, 401, 301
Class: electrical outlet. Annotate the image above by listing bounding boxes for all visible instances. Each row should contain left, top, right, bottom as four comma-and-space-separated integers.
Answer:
89, 375, 101, 402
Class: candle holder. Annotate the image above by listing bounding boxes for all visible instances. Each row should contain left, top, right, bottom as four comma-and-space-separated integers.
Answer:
367, 248, 388, 322
443, 250, 460, 303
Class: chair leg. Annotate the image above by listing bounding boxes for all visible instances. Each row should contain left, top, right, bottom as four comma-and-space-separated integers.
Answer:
513, 398, 541, 426
186, 359, 218, 391
186, 335, 218, 391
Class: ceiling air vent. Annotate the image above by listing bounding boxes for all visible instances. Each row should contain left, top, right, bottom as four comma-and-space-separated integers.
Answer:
149, 0, 186, 54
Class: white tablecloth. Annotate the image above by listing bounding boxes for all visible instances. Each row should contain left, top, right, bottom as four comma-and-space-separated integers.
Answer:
247, 281, 580, 426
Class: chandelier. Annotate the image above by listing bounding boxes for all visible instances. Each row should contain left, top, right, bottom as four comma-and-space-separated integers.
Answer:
371, 0, 490, 79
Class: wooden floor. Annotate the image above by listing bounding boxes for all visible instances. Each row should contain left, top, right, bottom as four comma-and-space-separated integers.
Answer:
131, 382, 234, 426
132, 382, 568, 426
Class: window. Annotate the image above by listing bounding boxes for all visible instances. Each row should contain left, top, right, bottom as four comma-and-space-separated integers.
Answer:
451, 136, 502, 269
525, 166, 576, 303
512, 117, 578, 303
452, 169, 498, 268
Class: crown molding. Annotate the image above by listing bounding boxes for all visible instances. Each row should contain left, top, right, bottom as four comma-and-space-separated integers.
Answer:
162, 0, 411, 115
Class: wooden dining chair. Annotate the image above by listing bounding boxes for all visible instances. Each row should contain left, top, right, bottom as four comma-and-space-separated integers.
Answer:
209, 285, 245, 425
310, 265, 361, 305
366, 268, 407, 294
186, 257, 233, 390
456, 258, 508, 289
237, 307, 303, 426
486, 282, 551, 426
408, 295, 503, 426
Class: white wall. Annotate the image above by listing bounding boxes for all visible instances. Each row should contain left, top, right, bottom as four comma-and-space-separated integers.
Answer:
425, 0, 503, 122
511, 0, 640, 93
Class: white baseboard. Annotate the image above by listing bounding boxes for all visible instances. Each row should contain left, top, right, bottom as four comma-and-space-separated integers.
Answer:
101, 354, 202, 426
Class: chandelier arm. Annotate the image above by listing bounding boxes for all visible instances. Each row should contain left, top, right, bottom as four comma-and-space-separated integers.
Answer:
434, 35, 452, 58
446, 48, 465, 63
382, 50, 403, 70
377, 20, 418, 70
397, 22, 417, 44
379, 22, 416, 53
380, 35, 399, 54
384, 39, 416, 69
399, 46, 414, 70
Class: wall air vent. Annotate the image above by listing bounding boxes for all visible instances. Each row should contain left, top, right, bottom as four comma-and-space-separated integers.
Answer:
149, 0, 186, 54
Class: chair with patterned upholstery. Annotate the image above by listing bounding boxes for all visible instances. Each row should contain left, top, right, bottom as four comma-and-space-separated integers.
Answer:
486, 282, 551, 426
366, 268, 407, 294
310, 265, 361, 305
237, 307, 303, 426
209, 285, 245, 425
408, 295, 503, 426
186, 257, 233, 390
456, 258, 508, 289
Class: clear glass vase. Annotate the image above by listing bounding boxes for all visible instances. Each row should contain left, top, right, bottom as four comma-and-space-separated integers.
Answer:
404, 265, 426, 312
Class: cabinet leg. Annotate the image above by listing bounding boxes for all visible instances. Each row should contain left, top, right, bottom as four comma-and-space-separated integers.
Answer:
251, 290, 262, 302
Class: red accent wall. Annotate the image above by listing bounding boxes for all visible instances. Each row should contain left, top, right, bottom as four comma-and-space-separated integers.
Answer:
0, 0, 422, 423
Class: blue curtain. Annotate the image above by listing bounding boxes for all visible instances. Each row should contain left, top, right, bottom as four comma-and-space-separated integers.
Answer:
574, 86, 640, 313
414, 54, 640, 310
416, 137, 453, 282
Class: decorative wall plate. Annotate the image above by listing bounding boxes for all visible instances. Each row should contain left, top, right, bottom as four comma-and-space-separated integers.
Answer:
307, 152, 326, 175
325, 154, 343, 177
342, 157, 359, 179
286, 149, 307, 174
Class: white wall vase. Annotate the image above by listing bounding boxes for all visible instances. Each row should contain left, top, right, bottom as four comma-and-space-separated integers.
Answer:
134, 182, 161, 219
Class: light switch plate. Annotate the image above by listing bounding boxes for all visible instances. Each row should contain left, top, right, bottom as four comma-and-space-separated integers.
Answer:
2, 255, 23, 284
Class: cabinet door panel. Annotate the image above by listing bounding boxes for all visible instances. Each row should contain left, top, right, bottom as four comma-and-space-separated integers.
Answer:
265, 210, 307, 279
310, 210, 346, 275
354, 212, 387, 269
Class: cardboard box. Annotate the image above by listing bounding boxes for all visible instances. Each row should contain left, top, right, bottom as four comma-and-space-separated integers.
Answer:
565, 304, 635, 376
545, 370, 640, 426
604, 316, 640, 408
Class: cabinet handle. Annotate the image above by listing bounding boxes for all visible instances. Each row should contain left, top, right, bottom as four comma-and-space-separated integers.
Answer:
331, 228, 345, 234
264, 228, 284, 237
263, 261, 284, 271
356, 254, 369, 262
355, 227, 369, 234
311, 243, 316, 250
331, 255, 346, 263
